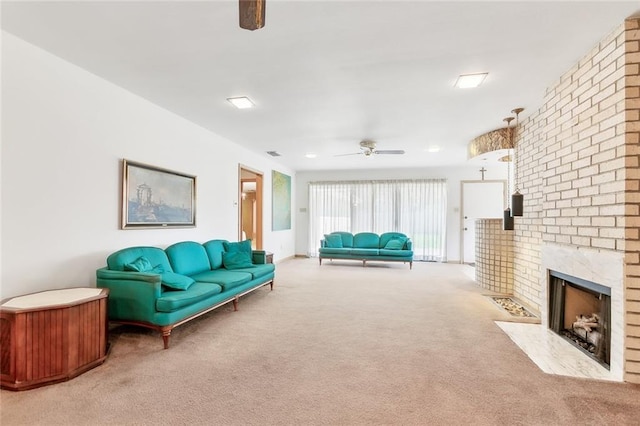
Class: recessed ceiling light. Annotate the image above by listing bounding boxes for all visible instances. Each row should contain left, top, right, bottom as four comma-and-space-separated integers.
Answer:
425, 145, 441, 153
454, 73, 488, 89
305, 153, 317, 158
227, 96, 255, 109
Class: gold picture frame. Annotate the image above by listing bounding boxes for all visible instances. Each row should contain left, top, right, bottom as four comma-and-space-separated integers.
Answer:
121, 159, 196, 229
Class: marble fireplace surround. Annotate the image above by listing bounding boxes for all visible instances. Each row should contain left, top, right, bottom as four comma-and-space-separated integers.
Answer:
540, 243, 624, 381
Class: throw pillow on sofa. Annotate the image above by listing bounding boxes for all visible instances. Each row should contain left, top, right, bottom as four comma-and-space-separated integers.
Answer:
123, 257, 193, 290
384, 237, 407, 250
161, 272, 195, 291
222, 251, 254, 269
223, 240, 252, 253
324, 234, 343, 248
124, 256, 153, 272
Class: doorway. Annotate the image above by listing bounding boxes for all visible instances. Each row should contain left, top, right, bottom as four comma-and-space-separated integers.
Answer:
460, 180, 506, 264
238, 165, 263, 250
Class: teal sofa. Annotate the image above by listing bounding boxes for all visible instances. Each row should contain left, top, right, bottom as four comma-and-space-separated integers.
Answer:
96, 239, 274, 349
319, 231, 414, 269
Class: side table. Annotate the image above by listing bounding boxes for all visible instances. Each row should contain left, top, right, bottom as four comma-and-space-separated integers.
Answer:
0, 287, 109, 391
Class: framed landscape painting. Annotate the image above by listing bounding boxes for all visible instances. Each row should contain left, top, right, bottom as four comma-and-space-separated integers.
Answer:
272, 170, 291, 231
121, 159, 196, 229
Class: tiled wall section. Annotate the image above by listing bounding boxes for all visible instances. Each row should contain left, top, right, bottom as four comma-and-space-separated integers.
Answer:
624, 18, 640, 382
513, 19, 640, 383
475, 219, 514, 293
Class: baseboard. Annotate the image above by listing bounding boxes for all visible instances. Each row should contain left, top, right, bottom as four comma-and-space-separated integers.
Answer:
274, 254, 296, 264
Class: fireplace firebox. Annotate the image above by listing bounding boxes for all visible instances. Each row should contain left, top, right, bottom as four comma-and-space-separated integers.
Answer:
548, 270, 611, 368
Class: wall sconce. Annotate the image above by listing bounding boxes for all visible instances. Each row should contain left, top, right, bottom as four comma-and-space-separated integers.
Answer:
511, 108, 524, 216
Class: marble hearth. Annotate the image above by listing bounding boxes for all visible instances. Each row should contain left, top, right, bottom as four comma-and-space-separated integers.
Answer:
496, 321, 614, 381
540, 244, 624, 381
497, 243, 623, 381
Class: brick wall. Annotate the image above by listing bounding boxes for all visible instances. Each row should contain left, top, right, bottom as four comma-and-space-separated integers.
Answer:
539, 24, 626, 250
512, 110, 545, 311
512, 18, 640, 383
623, 18, 640, 382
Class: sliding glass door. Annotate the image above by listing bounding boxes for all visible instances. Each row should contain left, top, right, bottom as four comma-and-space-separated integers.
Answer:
308, 179, 447, 261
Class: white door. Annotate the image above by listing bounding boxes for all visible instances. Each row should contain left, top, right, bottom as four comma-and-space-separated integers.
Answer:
462, 181, 505, 264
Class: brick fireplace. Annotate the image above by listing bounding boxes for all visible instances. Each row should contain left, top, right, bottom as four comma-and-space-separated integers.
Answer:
511, 18, 640, 383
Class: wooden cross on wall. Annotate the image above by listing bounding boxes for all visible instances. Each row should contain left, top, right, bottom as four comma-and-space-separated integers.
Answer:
479, 167, 487, 181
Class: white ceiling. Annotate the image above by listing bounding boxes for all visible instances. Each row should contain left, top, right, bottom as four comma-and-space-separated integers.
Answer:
3, 1, 639, 172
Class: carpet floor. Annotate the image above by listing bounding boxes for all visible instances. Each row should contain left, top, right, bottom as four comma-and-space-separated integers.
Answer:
2, 258, 640, 425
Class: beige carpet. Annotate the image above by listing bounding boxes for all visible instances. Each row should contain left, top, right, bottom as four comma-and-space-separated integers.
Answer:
2, 259, 640, 425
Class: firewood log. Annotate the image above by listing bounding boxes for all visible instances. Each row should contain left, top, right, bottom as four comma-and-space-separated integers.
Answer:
573, 314, 599, 332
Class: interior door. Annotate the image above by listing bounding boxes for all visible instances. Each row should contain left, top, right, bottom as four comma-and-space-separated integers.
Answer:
461, 181, 506, 264
239, 166, 263, 250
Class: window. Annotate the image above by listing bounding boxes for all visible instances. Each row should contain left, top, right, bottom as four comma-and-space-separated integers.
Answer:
308, 179, 447, 261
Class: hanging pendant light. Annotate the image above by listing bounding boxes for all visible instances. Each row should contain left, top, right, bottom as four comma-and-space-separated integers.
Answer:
511, 108, 525, 217
503, 208, 514, 231
503, 116, 515, 231
511, 190, 524, 216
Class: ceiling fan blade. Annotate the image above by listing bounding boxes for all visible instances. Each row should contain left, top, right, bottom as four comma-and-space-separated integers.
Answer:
334, 152, 363, 157
375, 150, 405, 155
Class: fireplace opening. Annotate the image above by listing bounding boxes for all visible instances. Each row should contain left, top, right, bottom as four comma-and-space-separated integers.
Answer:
548, 270, 611, 368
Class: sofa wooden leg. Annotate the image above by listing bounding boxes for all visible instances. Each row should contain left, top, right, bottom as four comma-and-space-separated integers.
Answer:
161, 327, 172, 349
319, 258, 322, 265
233, 297, 239, 311
362, 260, 366, 267
410, 261, 413, 270
270, 280, 274, 291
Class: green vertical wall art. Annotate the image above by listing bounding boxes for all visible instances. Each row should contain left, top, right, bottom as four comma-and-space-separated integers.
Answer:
272, 170, 291, 231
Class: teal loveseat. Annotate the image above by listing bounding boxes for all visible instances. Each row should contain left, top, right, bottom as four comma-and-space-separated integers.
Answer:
319, 231, 414, 269
96, 239, 274, 349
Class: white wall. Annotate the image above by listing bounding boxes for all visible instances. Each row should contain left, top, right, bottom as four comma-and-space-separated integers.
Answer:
1, 33, 295, 299
295, 164, 508, 262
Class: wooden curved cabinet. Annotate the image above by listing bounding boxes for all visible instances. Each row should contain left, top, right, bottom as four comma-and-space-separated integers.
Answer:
0, 288, 109, 391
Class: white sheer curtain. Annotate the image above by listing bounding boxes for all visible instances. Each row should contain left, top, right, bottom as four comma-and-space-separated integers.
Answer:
308, 179, 447, 261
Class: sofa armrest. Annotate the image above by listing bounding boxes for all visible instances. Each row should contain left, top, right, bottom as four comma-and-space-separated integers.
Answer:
97, 268, 162, 283
404, 239, 413, 250
252, 250, 267, 264
96, 267, 162, 322
320, 239, 327, 248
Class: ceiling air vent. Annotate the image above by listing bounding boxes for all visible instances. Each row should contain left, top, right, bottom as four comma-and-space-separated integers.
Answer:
266, 151, 281, 157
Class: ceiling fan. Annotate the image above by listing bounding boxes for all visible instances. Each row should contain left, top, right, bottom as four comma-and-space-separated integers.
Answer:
336, 140, 406, 157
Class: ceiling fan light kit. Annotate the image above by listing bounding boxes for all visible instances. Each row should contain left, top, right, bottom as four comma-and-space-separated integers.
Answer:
333, 140, 405, 157
358, 140, 405, 157
360, 140, 376, 157
239, 0, 266, 31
